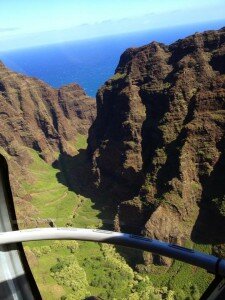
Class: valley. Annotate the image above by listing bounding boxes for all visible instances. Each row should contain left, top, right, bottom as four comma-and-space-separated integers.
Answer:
11, 136, 212, 299
0, 26, 225, 299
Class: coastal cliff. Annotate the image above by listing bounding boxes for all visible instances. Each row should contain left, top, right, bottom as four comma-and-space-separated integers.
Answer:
0, 61, 96, 195
88, 27, 225, 263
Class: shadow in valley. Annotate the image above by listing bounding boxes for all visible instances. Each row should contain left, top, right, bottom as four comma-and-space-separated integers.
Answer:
52, 147, 141, 231
53, 148, 114, 230
52, 147, 146, 266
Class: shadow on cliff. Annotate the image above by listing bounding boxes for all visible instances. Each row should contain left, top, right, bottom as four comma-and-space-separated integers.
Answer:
51, 147, 146, 267
191, 137, 225, 245
52, 148, 140, 231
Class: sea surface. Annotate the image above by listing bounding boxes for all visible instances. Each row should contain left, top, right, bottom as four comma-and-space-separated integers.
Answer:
1, 20, 225, 97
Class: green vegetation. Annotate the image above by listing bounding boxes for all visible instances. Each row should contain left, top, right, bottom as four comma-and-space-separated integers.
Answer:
163, 82, 171, 89
74, 134, 88, 150
0, 146, 11, 160
211, 111, 225, 123
212, 196, 225, 216
110, 72, 126, 81
21, 149, 82, 227
51, 256, 89, 299
144, 247, 212, 295
16, 135, 214, 299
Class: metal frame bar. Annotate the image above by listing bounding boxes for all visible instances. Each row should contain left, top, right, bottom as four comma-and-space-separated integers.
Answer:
1, 227, 225, 278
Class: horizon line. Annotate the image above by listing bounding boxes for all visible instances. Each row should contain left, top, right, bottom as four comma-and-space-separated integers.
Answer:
1, 18, 225, 54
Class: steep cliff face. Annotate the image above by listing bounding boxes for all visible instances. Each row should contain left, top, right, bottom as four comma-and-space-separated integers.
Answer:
88, 28, 225, 259
0, 61, 96, 194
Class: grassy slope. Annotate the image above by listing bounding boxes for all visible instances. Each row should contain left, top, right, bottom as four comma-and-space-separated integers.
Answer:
21, 135, 105, 299
14, 135, 213, 300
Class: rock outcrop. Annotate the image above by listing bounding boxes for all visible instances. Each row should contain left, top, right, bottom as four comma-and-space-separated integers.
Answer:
0, 61, 96, 194
88, 27, 225, 262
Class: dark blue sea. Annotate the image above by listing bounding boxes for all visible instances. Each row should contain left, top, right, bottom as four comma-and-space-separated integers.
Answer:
1, 20, 224, 97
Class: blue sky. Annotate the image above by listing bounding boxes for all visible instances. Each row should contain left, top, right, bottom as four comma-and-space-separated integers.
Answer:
1, 0, 225, 51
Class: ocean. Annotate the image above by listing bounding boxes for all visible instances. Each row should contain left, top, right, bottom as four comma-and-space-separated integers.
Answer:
1, 20, 225, 97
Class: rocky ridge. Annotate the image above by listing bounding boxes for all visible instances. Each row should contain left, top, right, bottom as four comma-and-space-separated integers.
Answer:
0, 61, 96, 195
88, 27, 225, 263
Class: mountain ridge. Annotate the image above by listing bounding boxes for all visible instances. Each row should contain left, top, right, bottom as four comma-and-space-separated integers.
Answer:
0, 60, 96, 196
88, 26, 225, 265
